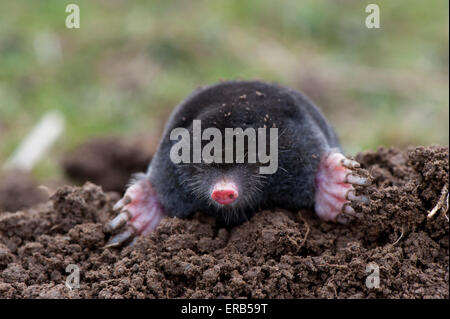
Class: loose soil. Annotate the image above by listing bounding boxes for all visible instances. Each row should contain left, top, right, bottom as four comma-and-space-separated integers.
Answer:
0, 144, 448, 298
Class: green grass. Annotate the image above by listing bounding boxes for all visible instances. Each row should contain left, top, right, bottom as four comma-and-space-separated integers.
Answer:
0, 0, 448, 179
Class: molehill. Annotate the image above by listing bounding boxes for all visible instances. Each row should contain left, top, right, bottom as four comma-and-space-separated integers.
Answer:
0, 143, 448, 298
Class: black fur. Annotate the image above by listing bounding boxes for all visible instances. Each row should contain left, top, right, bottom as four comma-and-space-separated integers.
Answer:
147, 81, 340, 225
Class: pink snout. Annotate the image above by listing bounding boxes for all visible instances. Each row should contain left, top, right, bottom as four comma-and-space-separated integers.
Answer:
211, 182, 239, 205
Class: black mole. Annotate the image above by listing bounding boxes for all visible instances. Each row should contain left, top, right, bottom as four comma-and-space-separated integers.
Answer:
107, 81, 370, 246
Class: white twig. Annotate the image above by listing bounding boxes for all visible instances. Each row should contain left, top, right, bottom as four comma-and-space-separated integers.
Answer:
427, 184, 449, 219
392, 227, 404, 246
3, 111, 65, 171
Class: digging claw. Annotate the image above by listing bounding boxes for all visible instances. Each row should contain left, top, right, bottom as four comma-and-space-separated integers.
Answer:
105, 228, 136, 248
314, 151, 371, 223
105, 175, 165, 248
336, 204, 359, 224
341, 158, 360, 169
113, 196, 132, 211
345, 174, 370, 186
346, 190, 369, 204
342, 203, 356, 216
109, 211, 131, 230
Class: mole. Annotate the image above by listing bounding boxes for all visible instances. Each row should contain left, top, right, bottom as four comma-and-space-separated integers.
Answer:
106, 80, 370, 246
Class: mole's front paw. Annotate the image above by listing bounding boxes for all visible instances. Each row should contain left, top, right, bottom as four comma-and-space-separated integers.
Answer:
314, 151, 371, 224
105, 174, 164, 247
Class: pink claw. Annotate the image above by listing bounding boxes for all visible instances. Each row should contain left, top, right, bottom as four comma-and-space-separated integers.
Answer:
314, 151, 369, 223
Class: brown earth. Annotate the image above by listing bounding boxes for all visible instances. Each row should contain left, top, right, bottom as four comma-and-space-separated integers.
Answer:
62, 135, 156, 193
0, 170, 48, 213
0, 144, 448, 299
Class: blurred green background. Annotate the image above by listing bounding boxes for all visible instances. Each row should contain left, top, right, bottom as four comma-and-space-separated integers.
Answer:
0, 0, 448, 179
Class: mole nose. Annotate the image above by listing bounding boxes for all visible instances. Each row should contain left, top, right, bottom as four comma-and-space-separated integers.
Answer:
211, 182, 239, 205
